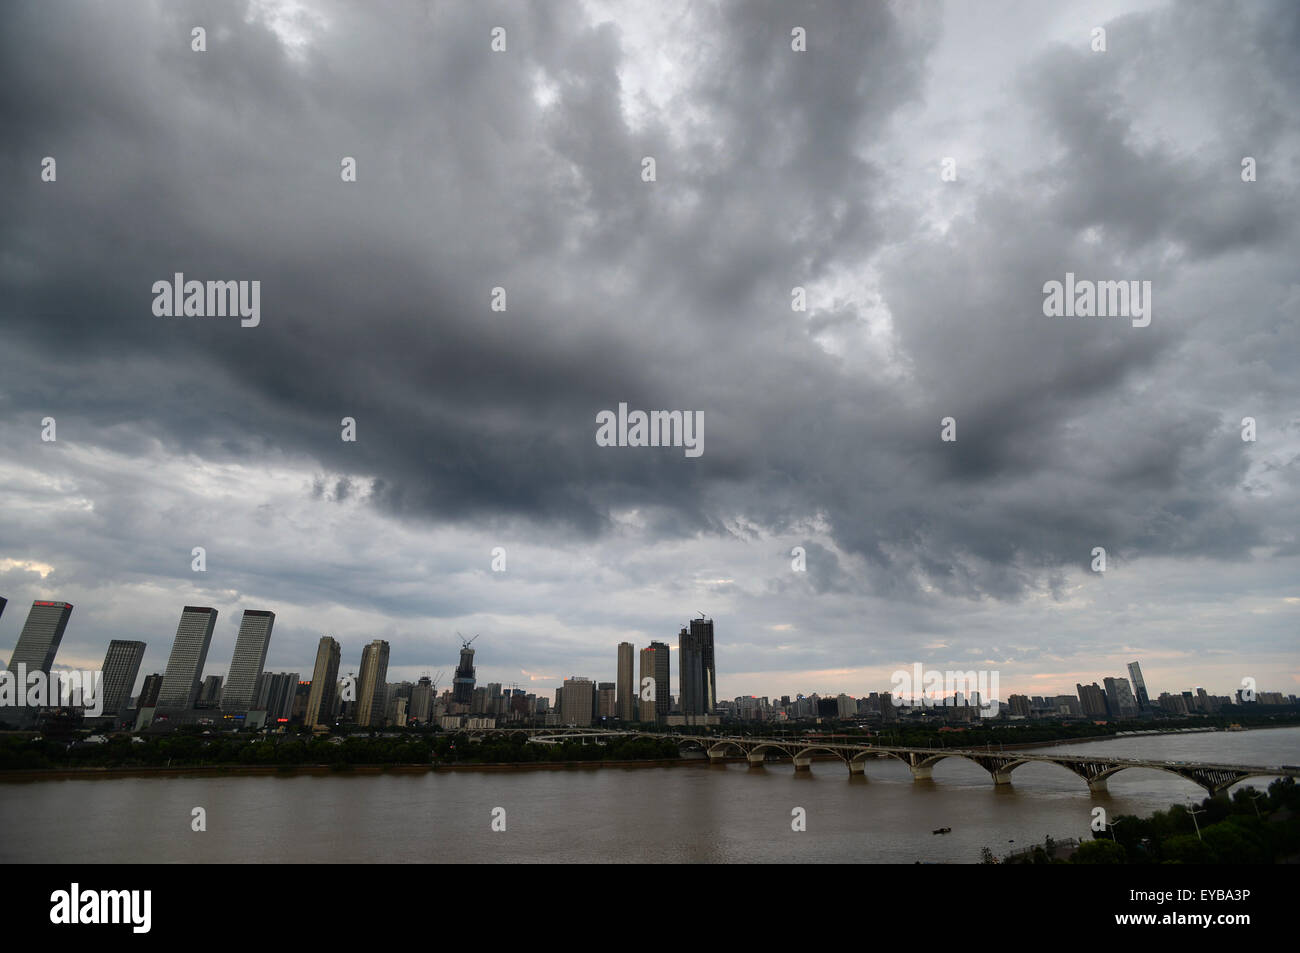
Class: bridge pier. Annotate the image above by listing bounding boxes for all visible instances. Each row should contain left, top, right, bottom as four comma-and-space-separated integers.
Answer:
707, 751, 728, 764
909, 764, 933, 781
1087, 777, 1109, 794
990, 769, 1015, 785
793, 756, 813, 771
747, 752, 766, 768
848, 761, 865, 776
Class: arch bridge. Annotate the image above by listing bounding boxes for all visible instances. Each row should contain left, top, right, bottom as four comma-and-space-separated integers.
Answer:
526, 731, 1299, 796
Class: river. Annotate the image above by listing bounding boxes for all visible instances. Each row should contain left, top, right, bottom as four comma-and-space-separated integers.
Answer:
2, 726, 1295, 863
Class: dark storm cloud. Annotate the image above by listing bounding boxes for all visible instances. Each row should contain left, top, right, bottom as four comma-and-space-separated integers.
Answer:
0, 0, 1296, 634
0, 0, 933, 533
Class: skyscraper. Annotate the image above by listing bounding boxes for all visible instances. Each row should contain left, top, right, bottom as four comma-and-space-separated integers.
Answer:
1076, 681, 1108, 718
1103, 676, 1139, 718
678, 625, 700, 715
453, 641, 476, 706
305, 636, 341, 728
6, 600, 74, 677
616, 641, 635, 721
639, 642, 670, 723
291, 679, 312, 723
597, 682, 617, 718
410, 675, 435, 723
222, 609, 275, 711
690, 617, 716, 714
254, 671, 299, 722
137, 673, 163, 709
99, 640, 146, 716
1127, 660, 1150, 710
678, 620, 717, 717
156, 606, 218, 710
561, 677, 594, 727
4, 600, 74, 726
356, 639, 390, 727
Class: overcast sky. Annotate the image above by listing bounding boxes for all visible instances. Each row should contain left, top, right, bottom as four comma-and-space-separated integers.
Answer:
1, 0, 1296, 704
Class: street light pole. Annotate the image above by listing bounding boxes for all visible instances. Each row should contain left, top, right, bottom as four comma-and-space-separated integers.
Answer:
1187, 803, 1206, 840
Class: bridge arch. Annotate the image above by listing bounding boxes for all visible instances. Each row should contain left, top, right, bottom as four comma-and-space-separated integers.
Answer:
705, 740, 750, 758
791, 745, 850, 763
1077, 762, 1282, 796
851, 749, 911, 769
748, 742, 798, 760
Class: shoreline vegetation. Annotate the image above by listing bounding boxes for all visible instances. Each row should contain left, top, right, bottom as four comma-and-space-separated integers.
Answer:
989, 777, 1300, 865
0, 714, 1294, 780
0, 756, 734, 783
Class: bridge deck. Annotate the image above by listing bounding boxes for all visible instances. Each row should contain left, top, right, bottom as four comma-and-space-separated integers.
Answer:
519, 730, 1297, 781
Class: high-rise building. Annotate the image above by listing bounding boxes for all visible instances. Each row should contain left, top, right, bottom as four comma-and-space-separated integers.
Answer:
291, 680, 312, 723
1076, 682, 1108, 718
453, 642, 476, 706
222, 609, 275, 711
356, 640, 390, 727
6, 600, 74, 677
410, 675, 435, 723
678, 620, 717, 717
197, 674, 223, 708
639, 642, 670, 723
651, 641, 670, 721
1051, 694, 1083, 716
254, 671, 299, 722
336, 672, 357, 721
99, 640, 146, 716
0, 596, 7, 624
305, 637, 341, 728
689, 617, 716, 714
616, 642, 635, 721
1158, 691, 1188, 714
137, 673, 164, 709
1127, 660, 1150, 710
678, 626, 699, 715
1103, 676, 1139, 717
561, 677, 594, 727
597, 682, 617, 718
157, 606, 218, 710
637, 648, 652, 721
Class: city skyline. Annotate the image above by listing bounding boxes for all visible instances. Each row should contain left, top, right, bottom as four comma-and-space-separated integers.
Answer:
0, 595, 1289, 711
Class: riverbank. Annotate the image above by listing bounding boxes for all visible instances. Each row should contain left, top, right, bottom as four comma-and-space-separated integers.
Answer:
0, 755, 755, 782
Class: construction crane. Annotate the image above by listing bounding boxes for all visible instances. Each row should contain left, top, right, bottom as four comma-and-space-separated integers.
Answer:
456, 632, 480, 650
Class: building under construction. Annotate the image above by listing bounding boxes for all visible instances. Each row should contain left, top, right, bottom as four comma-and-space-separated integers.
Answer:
452, 636, 477, 705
